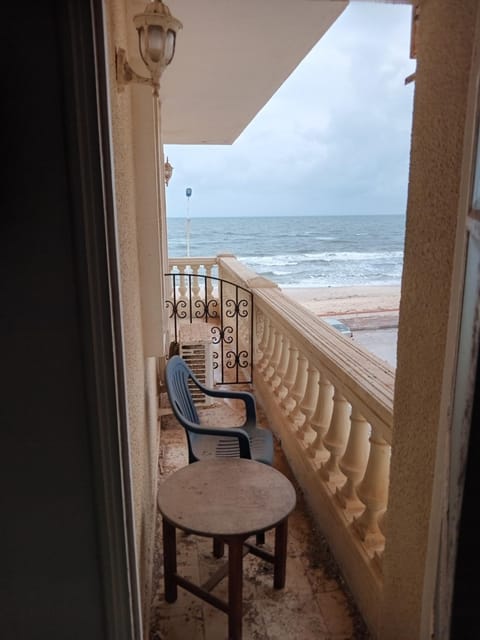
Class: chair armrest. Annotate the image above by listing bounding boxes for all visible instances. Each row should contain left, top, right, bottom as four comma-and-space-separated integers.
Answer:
188, 375, 257, 427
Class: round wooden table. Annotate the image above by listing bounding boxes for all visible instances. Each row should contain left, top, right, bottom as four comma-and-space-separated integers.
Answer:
158, 458, 296, 640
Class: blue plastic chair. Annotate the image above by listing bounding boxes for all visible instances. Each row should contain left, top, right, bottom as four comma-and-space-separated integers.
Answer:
164, 355, 274, 466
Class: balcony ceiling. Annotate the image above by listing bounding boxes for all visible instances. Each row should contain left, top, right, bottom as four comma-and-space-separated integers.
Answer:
126, 0, 348, 144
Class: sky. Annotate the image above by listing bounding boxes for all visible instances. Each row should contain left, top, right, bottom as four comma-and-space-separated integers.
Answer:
165, 2, 416, 219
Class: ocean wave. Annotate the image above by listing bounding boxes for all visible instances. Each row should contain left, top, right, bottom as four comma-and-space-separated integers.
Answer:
280, 278, 401, 288
167, 214, 406, 288
240, 250, 403, 265
241, 255, 300, 267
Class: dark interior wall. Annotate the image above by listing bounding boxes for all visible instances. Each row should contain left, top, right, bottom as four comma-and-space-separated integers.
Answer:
450, 350, 480, 638
0, 2, 106, 638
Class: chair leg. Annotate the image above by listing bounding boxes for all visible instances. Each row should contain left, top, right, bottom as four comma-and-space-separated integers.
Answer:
213, 537, 225, 558
256, 531, 265, 546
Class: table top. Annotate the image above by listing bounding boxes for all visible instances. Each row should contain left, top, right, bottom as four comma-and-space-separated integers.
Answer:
158, 459, 296, 537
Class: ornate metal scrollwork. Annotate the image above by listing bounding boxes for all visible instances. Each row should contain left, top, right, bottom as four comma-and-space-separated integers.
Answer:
225, 349, 249, 369
165, 298, 187, 319
225, 297, 249, 318
165, 271, 253, 384
193, 298, 219, 320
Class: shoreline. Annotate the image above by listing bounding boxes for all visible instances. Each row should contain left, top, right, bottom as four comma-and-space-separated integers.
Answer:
281, 285, 400, 329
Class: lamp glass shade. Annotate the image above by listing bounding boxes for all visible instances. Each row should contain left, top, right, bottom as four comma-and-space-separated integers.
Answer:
164, 30, 175, 65
147, 25, 166, 64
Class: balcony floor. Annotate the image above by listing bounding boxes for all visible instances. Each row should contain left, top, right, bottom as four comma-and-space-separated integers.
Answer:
151, 395, 371, 640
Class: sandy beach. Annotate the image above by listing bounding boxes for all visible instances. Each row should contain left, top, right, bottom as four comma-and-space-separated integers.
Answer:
281, 285, 400, 330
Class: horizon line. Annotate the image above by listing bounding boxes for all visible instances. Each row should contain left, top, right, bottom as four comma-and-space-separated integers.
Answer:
166, 212, 406, 219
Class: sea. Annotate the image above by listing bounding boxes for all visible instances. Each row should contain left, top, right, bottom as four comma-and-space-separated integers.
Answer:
167, 214, 405, 289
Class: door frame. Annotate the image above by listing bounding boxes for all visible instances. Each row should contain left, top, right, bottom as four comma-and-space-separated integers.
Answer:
61, 1, 143, 637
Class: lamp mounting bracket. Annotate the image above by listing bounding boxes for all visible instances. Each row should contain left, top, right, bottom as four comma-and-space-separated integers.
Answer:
116, 47, 152, 91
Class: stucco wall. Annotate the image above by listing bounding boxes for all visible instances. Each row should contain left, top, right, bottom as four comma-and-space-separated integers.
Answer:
104, 1, 159, 633
381, 1, 478, 638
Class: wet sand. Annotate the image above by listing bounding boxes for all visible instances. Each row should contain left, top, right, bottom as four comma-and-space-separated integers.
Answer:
281, 285, 400, 319
282, 285, 400, 366
282, 285, 400, 329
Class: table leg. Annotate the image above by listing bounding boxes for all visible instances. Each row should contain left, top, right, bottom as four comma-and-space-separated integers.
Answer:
162, 519, 178, 603
274, 518, 288, 589
228, 537, 245, 640
213, 537, 225, 558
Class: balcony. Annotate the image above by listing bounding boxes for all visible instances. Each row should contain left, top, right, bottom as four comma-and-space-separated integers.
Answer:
153, 388, 371, 639
159, 254, 395, 638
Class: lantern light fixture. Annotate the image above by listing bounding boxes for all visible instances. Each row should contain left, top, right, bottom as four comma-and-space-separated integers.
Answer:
164, 157, 173, 186
116, 0, 182, 96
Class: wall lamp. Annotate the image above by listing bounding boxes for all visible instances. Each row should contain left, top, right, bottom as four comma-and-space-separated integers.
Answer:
164, 157, 173, 186
116, 0, 182, 97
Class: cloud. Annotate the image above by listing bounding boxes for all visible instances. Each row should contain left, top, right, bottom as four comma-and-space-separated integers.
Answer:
165, 2, 416, 218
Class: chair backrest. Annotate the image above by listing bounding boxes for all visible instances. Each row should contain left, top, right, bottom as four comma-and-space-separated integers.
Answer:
165, 355, 201, 428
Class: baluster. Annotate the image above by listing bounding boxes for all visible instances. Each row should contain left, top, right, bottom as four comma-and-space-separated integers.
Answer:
178, 268, 187, 300
286, 353, 308, 425
264, 329, 282, 384
258, 319, 274, 373
191, 266, 201, 314
353, 430, 390, 546
273, 334, 290, 397
298, 365, 320, 444
165, 270, 174, 303
320, 391, 351, 484
307, 373, 334, 462
373, 510, 388, 570
205, 264, 213, 297
336, 408, 370, 511
254, 311, 267, 364
169, 265, 178, 301
236, 293, 250, 354
279, 345, 299, 412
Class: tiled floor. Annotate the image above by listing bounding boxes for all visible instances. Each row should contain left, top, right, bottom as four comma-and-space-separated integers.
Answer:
150, 397, 371, 640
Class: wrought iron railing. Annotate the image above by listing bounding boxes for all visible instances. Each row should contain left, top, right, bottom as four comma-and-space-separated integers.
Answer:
165, 272, 253, 384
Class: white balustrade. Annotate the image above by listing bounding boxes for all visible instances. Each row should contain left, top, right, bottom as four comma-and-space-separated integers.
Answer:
167, 257, 219, 304
180, 254, 395, 625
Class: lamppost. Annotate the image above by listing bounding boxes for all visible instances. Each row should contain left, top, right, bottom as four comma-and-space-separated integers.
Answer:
185, 187, 192, 257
